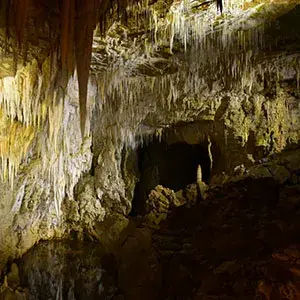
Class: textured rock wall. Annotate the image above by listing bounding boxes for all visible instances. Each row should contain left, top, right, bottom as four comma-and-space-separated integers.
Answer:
0, 0, 300, 273
0, 67, 95, 273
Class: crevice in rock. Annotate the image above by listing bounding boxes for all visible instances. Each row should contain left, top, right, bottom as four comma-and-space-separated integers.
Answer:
130, 134, 212, 216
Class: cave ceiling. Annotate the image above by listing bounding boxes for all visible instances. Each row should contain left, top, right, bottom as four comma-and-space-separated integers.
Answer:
0, 0, 299, 78
0, 0, 299, 183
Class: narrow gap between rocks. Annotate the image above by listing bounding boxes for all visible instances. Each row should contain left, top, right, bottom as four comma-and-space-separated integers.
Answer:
130, 138, 211, 216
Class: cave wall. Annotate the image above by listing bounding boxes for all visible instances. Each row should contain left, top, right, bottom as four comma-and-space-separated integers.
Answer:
0, 0, 300, 273
0, 67, 95, 272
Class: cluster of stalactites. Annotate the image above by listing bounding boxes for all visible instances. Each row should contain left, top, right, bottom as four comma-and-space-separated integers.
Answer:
0, 57, 95, 218
3, 0, 146, 138
0, 108, 34, 187
94, 0, 300, 149
0, 0, 151, 202
0, 57, 51, 185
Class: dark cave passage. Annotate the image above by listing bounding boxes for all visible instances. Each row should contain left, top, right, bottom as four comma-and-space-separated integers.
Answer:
158, 142, 211, 188
131, 139, 211, 215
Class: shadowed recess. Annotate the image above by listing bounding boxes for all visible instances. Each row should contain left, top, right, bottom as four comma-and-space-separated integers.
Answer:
131, 140, 211, 215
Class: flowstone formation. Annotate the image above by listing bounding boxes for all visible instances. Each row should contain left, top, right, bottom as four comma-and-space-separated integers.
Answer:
0, 0, 299, 279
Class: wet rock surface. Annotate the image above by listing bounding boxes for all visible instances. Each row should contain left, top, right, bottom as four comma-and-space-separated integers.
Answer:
9, 241, 120, 300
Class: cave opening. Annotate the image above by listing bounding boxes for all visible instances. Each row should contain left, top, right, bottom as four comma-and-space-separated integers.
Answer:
130, 139, 211, 216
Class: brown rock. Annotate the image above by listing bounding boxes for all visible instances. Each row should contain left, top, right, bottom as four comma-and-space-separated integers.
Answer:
214, 260, 240, 275
118, 228, 161, 300
7, 263, 20, 288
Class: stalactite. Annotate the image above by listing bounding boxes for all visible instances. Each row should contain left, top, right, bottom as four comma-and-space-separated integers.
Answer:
75, 0, 101, 138
60, 0, 75, 76
217, 0, 223, 13
0, 108, 35, 184
9, 0, 30, 47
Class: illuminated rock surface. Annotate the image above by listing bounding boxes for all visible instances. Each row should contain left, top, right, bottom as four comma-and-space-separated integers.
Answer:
0, 0, 300, 299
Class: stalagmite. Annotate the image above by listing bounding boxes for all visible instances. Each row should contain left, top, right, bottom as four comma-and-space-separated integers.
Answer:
197, 164, 208, 200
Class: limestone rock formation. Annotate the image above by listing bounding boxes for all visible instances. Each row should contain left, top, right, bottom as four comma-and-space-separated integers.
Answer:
0, 0, 299, 284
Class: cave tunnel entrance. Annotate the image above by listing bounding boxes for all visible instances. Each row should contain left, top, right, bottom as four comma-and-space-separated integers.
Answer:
131, 139, 211, 216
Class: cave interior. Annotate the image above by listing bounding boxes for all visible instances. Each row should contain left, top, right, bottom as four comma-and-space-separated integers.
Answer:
0, 0, 300, 299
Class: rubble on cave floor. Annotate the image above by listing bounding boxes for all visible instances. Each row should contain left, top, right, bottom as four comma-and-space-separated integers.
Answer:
123, 147, 300, 299
148, 173, 300, 299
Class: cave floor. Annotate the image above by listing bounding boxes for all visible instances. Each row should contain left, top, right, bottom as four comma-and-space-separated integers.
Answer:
152, 176, 300, 299
4, 160, 300, 300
